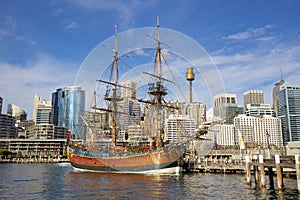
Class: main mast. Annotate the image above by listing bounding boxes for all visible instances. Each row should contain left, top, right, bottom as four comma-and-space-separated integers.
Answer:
148, 17, 167, 148
111, 25, 119, 147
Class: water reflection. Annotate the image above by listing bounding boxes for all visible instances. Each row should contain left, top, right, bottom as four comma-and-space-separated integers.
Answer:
1, 164, 300, 200
64, 172, 183, 199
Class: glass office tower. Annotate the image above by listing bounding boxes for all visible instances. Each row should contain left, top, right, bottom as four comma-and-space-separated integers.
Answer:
277, 82, 300, 145
51, 86, 85, 139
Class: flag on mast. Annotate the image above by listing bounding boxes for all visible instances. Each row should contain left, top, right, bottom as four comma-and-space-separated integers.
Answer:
238, 130, 246, 150
266, 129, 270, 149
213, 133, 218, 150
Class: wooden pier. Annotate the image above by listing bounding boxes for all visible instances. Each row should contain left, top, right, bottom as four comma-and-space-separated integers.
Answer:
183, 154, 300, 193
245, 154, 300, 193
183, 156, 246, 174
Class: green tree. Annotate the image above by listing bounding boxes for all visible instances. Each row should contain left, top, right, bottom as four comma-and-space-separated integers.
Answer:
0, 149, 11, 158
16, 151, 23, 158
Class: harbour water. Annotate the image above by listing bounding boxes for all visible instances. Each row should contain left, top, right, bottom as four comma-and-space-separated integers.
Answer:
0, 163, 299, 199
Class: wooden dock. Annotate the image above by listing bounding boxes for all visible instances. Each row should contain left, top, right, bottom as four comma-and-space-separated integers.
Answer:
245, 154, 300, 192
183, 154, 300, 193
183, 157, 246, 174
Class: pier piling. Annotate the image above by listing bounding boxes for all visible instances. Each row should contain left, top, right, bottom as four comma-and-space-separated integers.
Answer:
295, 154, 300, 193
268, 167, 275, 190
254, 165, 259, 184
275, 154, 283, 190
259, 155, 266, 187
245, 156, 252, 185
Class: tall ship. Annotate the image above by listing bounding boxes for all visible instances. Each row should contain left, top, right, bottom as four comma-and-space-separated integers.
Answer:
68, 19, 191, 174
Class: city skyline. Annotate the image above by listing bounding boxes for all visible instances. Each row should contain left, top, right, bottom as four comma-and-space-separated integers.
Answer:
0, 0, 300, 118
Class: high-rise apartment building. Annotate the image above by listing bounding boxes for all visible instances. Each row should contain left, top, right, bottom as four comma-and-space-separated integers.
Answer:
165, 114, 196, 142
116, 81, 141, 132
51, 86, 85, 139
276, 82, 300, 145
213, 93, 243, 123
16, 120, 35, 138
273, 79, 285, 117
208, 124, 235, 146
33, 95, 52, 124
186, 102, 206, 127
118, 100, 141, 130
0, 114, 17, 138
165, 101, 186, 116
36, 106, 52, 124
27, 124, 68, 139
0, 96, 2, 114
7, 104, 27, 122
127, 125, 144, 139
245, 104, 275, 117
122, 81, 137, 101
234, 114, 282, 148
243, 90, 264, 112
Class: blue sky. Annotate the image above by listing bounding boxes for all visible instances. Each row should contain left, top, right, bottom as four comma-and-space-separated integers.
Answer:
0, 0, 300, 119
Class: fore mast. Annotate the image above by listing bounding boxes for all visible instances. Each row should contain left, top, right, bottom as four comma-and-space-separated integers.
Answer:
101, 25, 120, 147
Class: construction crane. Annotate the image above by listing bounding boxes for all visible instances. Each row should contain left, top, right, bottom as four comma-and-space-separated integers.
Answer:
196, 111, 238, 138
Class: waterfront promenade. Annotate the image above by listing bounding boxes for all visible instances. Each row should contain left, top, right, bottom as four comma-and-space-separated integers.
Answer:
0, 157, 69, 163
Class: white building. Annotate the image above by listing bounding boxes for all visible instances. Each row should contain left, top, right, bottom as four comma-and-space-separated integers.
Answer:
207, 124, 235, 146
245, 104, 275, 117
27, 124, 68, 139
7, 104, 27, 122
122, 80, 137, 101
118, 100, 141, 130
213, 93, 242, 124
128, 125, 145, 139
234, 114, 282, 148
33, 95, 52, 124
165, 115, 196, 142
186, 102, 206, 127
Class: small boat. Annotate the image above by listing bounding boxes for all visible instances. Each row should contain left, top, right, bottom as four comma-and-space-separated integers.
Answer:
68, 18, 188, 174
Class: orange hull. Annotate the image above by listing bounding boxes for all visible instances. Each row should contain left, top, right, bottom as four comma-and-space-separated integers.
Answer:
68, 146, 182, 173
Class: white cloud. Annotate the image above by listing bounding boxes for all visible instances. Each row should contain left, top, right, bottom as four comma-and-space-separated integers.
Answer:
212, 53, 254, 65
69, 0, 156, 28
223, 25, 274, 41
0, 53, 78, 118
0, 15, 35, 44
65, 21, 79, 30
212, 44, 300, 107
0, 16, 17, 40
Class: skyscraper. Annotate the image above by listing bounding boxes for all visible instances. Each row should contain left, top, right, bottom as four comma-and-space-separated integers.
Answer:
186, 102, 206, 127
118, 99, 141, 130
0, 96, 2, 114
273, 79, 285, 117
243, 90, 264, 111
245, 104, 275, 117
0, 114, 17, 138
118, 81, 140, 131
7, 104, 27, 122
213, 93, 243, 123
122, 80, 137, 101
33, 95, 52, 124
165, 114, 196, 142
51, 86, 85, 139
276, 82, 300, 145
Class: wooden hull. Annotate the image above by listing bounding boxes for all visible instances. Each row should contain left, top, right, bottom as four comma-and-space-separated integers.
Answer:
68, 146, 183, 174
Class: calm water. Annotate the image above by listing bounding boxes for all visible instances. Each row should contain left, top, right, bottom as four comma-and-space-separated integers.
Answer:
0, 163, 299, 200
